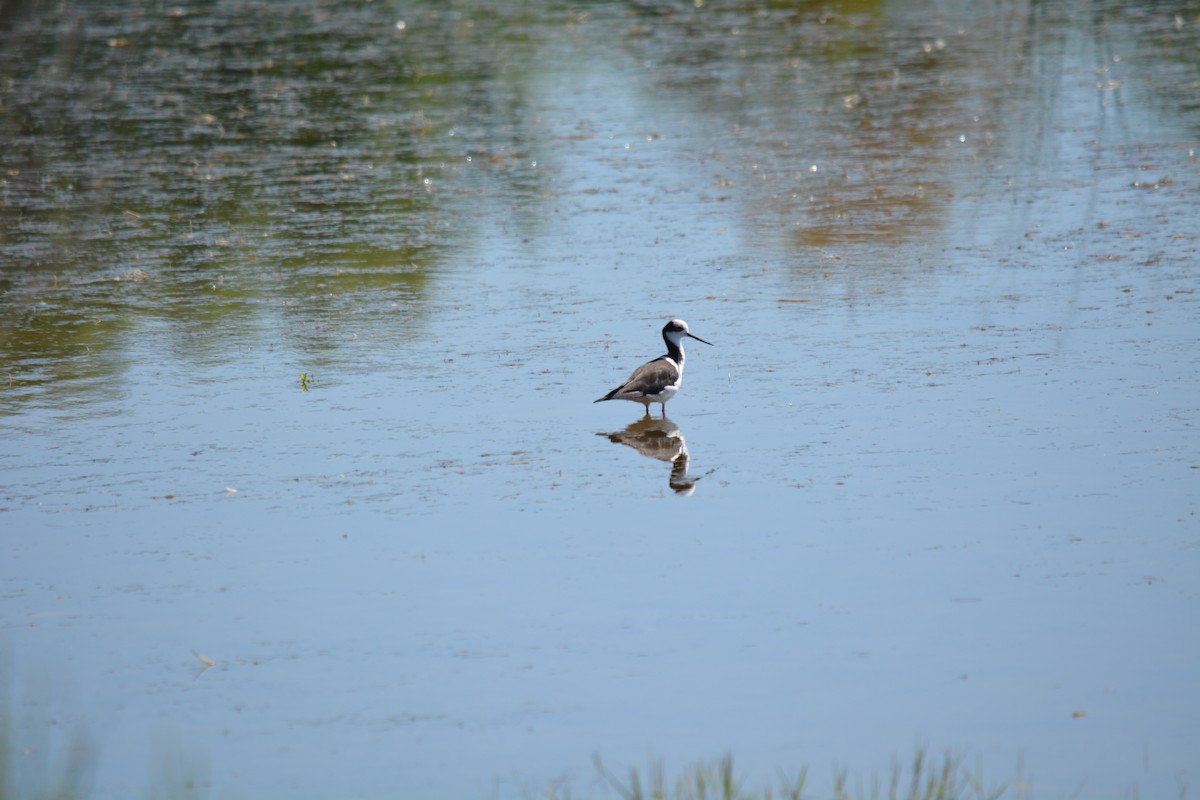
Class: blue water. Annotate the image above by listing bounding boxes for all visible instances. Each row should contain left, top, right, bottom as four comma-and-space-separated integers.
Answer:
2, 1, 1198, 797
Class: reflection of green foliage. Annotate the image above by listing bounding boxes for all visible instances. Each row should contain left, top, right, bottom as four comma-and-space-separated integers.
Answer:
0, 1, 550, 406
0, 655, 210, 800
0, 280, 135, 410
1, 0, 1196, 405
614, 0, 1200, 253
0, 726, 94, 800
0, 658, 95, 800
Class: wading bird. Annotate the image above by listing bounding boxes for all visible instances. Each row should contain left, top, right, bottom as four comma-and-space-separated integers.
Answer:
594, 319, 712, 417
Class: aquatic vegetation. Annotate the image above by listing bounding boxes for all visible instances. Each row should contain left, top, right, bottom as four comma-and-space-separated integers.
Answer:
587, 750, 1014, 800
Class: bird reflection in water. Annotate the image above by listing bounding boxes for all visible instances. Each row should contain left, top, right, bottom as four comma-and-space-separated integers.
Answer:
598, 416, 700, 495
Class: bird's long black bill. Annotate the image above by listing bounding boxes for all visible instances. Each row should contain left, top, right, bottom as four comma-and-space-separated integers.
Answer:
688, 333, 714, 346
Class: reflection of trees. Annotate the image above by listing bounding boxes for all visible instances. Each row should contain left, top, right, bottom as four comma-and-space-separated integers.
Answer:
0, 2, 551, 404
618, 0, 999, 249
2, 1, 1194, 403
618, 0, 1193, 254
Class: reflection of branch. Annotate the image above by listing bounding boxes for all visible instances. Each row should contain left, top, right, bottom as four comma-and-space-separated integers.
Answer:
192, 650, 214, 680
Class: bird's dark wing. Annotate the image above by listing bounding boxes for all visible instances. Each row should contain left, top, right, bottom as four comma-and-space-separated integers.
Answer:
594, 357, 678, 402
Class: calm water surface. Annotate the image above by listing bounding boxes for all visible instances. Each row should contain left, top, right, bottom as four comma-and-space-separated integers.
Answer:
2, 1, 1198, 797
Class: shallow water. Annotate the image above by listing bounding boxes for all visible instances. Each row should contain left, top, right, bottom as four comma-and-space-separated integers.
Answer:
1, 1, 1198, 797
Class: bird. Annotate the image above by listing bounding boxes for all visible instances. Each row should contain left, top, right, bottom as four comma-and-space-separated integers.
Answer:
594, 319, 712, 417
599, 416, 700, 494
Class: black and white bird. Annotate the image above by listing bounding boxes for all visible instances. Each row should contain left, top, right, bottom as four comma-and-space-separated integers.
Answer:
594, 319, 712, 417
